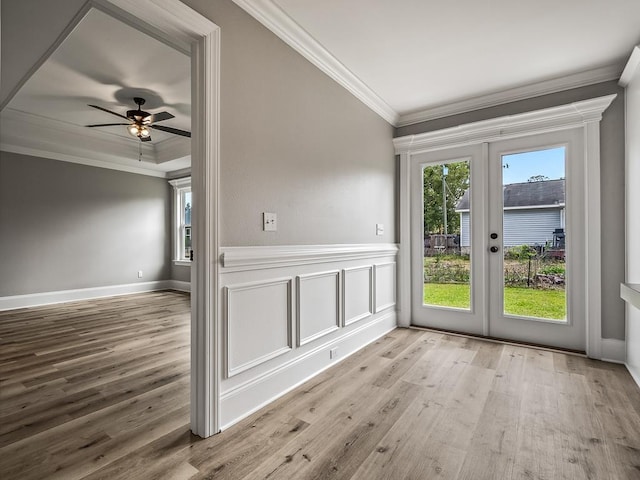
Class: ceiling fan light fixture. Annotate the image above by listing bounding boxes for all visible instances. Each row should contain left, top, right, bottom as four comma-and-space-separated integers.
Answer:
88, 98, 191, 143
127, 123, 151, 139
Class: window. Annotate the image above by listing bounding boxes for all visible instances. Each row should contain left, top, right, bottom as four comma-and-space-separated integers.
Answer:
169, 177, 192, 265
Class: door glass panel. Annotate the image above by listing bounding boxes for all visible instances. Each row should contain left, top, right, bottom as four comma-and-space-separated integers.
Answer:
501, 147, 566, 321
422, 161, 471, 309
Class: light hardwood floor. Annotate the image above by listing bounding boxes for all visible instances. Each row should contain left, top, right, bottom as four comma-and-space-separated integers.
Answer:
1, 291, 639, 479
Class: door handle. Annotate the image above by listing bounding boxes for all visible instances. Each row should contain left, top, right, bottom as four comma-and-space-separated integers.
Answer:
490, 246, 499, 253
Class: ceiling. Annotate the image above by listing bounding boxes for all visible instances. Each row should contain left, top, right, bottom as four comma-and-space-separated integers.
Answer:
0, 8, 191, 177
2, 1, 638, 176
234, 0, 640, 125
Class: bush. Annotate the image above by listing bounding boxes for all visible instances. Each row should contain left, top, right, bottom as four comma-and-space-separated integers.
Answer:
538, 264, 565, 276
424, 256, 470, 283
504, 244, 537, 260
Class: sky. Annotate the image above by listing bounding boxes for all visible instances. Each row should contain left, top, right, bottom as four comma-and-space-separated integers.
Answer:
501, 146, 565, 184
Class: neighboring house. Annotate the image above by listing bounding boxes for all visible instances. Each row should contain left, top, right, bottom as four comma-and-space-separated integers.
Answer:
456, 179, 565, 248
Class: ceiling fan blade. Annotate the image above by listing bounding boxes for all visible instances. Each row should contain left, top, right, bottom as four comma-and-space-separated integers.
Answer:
151, 124, 191, 138
151, 111, 174, 123
86, 123, 130, 127
141, 136, 152, 142
88, 104, 129, 120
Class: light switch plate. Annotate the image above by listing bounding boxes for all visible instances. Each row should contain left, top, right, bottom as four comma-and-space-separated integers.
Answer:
263, 212, 277, 231
376, 223, 384, 236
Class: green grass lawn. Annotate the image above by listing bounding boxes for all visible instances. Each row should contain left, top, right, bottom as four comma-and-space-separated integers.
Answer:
423, 283, 566, 320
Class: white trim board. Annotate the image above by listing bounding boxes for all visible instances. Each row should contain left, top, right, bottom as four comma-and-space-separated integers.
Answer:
393, 95, 617, 154
221, 244, 399, 271
170, 280, 191, 293
0, 280, 189, 311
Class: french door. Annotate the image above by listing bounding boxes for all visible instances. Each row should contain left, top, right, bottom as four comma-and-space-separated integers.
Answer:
411, 128, 586, 351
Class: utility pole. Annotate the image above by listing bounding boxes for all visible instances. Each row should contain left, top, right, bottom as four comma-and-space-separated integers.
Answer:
442, 165, 448, 237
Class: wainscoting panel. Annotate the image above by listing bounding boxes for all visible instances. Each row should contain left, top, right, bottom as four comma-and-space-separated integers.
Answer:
225, 278, 292, 377
297, 271, 340, 346
375, 262, 397, 313
343, 266, 373, 326
219, 243, 398, 429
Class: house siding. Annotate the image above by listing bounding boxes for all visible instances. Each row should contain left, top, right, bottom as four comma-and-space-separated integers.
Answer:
459, 208, 561, 247
503, 209, 561, 246
460, 212, 470, 247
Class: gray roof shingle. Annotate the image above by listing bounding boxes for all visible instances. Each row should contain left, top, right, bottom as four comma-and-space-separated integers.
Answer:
455, 178, 565, 211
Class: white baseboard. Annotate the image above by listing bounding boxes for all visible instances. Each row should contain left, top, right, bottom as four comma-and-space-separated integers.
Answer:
168, 280, 191, 292
626, 362, 640, 389
600, 338, 626, 364
219, 311, 397, 430
0, 280, 190, 311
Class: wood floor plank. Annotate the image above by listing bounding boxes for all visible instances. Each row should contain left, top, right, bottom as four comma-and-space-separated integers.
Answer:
456, 390, 520, 480
1, 292, 639, 479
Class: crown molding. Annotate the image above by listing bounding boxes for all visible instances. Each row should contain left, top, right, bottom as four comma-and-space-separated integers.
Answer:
398, 63, 624, 127
154, 135, 191, 164
619, 46, 640, 87
231, 0, 398, 125
169, 176, 192, 188
0, 144, 168, 178
393, 94, 617, 154
0, 108, 177, 177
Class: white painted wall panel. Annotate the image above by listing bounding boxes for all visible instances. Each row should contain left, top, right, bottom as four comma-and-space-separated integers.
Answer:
219, 244, 398, 430
297, 271, 340, 346
375, 263, 396, 312
225, 278, 292, 376
343, 266, 373, 325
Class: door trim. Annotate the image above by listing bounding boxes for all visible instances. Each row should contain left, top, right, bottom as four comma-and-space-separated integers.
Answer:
395, 94, 616, 358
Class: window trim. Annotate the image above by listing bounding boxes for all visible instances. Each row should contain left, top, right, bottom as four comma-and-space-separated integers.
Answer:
169, 177, 192, 265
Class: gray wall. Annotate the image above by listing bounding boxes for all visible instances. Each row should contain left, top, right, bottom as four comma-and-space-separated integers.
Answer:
183, 0, 396, 246
396, 81, 626, 340
0, 152, 172, 296
172, 264, 191, 283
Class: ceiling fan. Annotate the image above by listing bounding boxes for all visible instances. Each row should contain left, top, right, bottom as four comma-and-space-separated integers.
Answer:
86, 97, 190, 142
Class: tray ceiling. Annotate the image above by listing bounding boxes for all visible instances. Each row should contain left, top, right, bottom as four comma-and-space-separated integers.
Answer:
1, 8, 191, 177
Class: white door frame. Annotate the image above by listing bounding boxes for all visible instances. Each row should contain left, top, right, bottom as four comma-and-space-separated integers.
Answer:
93, 0, 221, 437
395, 95, 616, 359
